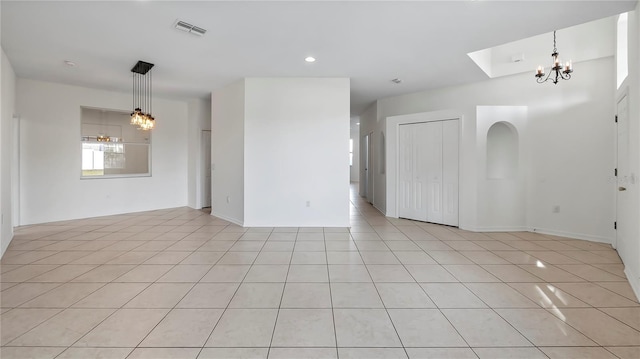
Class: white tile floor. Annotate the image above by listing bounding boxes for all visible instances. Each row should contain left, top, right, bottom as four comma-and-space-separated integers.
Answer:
1, 184, 639, 358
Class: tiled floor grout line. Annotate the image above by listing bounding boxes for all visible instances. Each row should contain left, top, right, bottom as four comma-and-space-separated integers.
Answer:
323, 228, 341, 359
367, 218, 480, 358
124, 284, 198, 358
195, 226, 271, 359
265, 227, 295, 358
368, 231, 479, 357
351, 227, 411, 358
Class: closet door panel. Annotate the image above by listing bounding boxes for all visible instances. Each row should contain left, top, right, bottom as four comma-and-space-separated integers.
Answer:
425, 121, 443, 224
442, 120, 459, 226
398, 123, 428, 221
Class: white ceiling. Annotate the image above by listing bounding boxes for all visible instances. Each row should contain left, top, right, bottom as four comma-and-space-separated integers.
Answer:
1, 1, 636, 115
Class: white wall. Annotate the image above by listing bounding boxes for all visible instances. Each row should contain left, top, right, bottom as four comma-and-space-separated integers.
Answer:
187, 97, 212, 209
244, 78, 350, 227
211, 80, 245, 225
364, 56, 616, 242
16, 79, 189, 224
350, 117, 360, 183
1, 48, 17, 257
616, 5, 640, 300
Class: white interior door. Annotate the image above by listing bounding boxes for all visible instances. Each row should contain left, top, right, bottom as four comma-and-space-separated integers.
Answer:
202, 130, 212, 208
442, 120, 459, 226
616, 95, 629, 252
365, 133, 374, 204
398, 123, 428, 220
425, 121, 444, 223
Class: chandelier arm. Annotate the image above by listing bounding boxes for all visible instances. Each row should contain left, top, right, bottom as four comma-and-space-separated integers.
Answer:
536, 70, 552, 83
560, 72, 571, 80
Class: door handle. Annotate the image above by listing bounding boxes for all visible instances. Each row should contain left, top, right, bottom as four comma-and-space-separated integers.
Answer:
619, 186, 627, 191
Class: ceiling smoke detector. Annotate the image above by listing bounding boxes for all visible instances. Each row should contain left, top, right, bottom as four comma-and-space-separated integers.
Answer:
175, 20, 207, 36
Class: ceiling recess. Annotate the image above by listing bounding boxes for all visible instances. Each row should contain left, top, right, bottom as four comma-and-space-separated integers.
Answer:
175, 20, 207, 36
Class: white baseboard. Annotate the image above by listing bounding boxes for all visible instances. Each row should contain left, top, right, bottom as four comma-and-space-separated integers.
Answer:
373, 203, 386, 216
527, 227, 613, 244
210, 212, 243, 227
623, 267, 640, 302
467, 226, 529, 232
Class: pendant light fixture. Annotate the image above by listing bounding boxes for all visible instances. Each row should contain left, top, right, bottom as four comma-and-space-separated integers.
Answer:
535, 30, 573, 84
130, 60, 156, 130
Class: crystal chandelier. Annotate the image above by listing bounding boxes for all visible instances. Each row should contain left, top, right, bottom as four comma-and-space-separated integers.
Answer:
130, 61, 156, 130
535, 31, 573, 84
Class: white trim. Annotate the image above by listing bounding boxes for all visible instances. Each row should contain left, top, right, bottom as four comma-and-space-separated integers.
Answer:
12, 115, 20, 227
386, 109, 463, 223
372, 203, 385, 216
200, 129, 212, 210
211, 211, 243, 227
527, 227, 613, 244
466, 226, 529, 232
623, 267, 640, 302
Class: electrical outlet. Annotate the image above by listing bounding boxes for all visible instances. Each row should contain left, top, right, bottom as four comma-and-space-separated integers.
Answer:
306, 201, 311, 207
552, 205, 560, 213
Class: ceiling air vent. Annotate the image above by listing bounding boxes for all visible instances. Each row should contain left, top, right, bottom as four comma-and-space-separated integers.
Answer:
175, 20, 207, 36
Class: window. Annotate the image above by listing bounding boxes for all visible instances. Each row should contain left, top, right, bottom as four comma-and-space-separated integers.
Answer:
81, 107, 151, 178
617, 13, 628, 89
349, 138, 354, 166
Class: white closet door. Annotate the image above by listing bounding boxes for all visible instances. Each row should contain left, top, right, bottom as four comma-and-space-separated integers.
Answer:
398, 123, 428, 220
425, 121, 443, 223
442, 120, 459, 226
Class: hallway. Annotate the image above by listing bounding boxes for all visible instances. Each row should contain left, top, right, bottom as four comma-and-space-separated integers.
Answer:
0, 184, 638, 358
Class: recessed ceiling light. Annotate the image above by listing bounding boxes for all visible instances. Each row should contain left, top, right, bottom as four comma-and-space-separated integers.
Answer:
356, 122, 360, 125
305, 56, 316, 63
64, 60, 76, 67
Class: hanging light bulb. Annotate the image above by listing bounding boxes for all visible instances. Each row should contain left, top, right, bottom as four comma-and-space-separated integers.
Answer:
130, 107, 144, 126
139, 115, 155, 131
